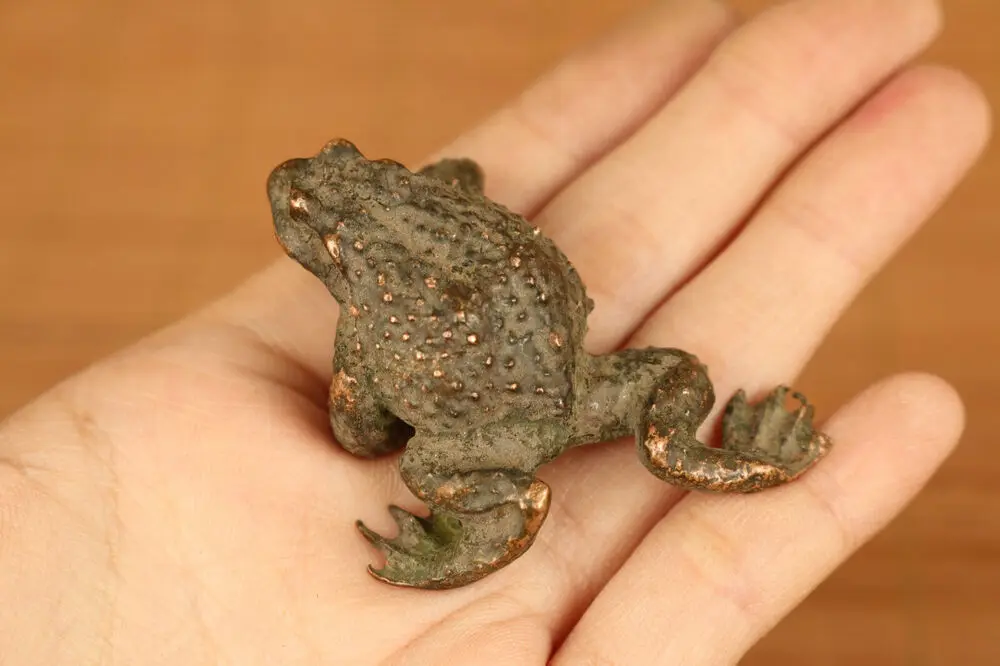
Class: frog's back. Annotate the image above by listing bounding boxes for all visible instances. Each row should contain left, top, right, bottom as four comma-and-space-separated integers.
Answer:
346, 161, 592, 431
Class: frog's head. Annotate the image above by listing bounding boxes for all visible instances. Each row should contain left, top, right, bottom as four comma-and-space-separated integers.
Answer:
268, 138, 391, 299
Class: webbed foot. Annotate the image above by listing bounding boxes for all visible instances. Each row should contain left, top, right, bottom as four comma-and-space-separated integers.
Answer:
357, 479, 550, 589
720, 386, 832, 485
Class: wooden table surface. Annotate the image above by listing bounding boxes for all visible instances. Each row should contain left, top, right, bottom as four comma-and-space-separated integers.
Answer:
1, 0, 997, 663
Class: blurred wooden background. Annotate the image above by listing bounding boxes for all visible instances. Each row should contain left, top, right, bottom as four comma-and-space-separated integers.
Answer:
0, 0, 996, 663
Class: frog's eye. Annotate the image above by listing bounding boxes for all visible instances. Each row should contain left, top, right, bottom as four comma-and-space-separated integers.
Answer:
288, 188, 311, 221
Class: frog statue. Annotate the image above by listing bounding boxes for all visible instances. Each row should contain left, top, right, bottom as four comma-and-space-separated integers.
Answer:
267, 139, 832, 590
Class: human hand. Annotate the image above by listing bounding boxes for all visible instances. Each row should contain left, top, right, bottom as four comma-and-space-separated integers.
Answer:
0, 0, 988, 663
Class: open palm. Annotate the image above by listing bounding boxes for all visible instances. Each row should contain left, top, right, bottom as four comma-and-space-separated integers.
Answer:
0, 1, 988, 664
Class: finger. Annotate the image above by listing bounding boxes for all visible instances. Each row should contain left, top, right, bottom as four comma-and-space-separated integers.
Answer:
537, 0, 943, 351
551, 373, 965, 666
530, 64, 989, 621
433, 0, 737, 216
199, 0, 737, 380
631, 65, 993, 387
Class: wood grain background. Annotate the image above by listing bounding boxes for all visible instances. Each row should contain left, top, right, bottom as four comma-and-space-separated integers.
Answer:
0, 0, 997, 663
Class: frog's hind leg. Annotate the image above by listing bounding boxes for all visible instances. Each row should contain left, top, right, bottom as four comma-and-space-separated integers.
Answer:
418, 158, 484, 194
357, 421, 567, 589
638, 354, 830, 492
572, 350, 831, 493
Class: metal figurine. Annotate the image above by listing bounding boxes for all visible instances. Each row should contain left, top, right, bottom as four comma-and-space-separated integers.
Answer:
268, 139, 832, 589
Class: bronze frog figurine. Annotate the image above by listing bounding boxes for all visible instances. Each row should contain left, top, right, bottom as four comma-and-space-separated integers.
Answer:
267, 139, 832, 589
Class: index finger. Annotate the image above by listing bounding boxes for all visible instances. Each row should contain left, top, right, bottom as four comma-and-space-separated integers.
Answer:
200, 0, 736, 382
432, 0, 736, 216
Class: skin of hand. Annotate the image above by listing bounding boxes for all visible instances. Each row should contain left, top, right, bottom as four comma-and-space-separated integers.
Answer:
0, 0, 989, 664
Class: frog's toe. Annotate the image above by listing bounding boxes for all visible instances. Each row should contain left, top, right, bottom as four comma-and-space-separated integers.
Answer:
722, 386, 832, 478
357, 480, 550, 590
356, 506, 463, 589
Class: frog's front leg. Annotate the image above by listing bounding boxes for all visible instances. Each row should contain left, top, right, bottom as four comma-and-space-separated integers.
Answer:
327, 325, 413, 458
357, 420, 567, 589
418, 157, 484, 194
572, 350, 831, 493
